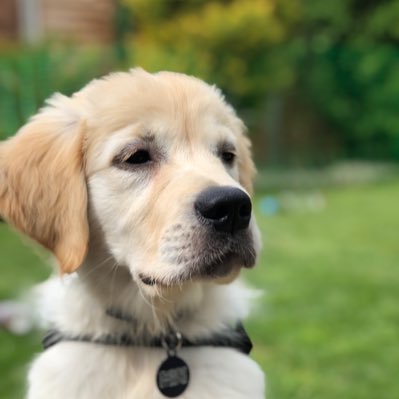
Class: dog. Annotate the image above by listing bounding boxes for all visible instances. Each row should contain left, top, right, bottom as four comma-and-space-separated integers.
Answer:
0, 69, 265, 398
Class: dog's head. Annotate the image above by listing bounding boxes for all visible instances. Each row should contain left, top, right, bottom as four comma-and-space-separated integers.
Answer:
0, 69, 260, 295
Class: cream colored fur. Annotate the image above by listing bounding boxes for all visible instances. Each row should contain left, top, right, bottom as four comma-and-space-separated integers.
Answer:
0, 69, 265, 398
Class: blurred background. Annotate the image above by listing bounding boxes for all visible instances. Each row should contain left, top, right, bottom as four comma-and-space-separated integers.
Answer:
0, 1, 398, 398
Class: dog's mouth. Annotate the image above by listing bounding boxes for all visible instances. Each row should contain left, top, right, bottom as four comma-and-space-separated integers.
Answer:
139, 245, 256, 288
137, 222, 257, 289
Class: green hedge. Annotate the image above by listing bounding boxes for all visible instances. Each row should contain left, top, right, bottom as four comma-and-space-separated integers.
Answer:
0, 46, 117, 139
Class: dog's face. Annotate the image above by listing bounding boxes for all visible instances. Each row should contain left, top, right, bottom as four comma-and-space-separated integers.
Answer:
0, 69, 260, 295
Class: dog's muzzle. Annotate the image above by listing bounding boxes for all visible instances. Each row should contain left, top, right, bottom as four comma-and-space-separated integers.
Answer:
140, 186, 256, 287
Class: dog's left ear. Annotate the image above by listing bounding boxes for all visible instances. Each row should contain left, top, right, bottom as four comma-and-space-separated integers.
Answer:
0, 94, 88, 274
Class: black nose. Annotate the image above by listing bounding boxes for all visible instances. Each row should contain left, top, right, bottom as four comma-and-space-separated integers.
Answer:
194, 186, 252, 234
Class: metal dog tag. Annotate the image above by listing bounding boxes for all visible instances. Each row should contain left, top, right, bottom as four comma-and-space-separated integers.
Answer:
157, 331, 190, 397
157, 354, 190, 397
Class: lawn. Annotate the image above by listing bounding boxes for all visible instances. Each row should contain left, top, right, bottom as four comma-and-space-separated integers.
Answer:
1, 180, 398, 398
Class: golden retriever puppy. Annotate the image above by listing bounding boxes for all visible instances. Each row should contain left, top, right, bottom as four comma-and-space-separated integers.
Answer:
0, 69, 264, 398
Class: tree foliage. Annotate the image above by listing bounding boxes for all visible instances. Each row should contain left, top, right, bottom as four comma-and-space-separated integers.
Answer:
301, 0, 399, 158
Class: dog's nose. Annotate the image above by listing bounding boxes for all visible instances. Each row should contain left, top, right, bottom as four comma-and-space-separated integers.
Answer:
194, 186, 252, 234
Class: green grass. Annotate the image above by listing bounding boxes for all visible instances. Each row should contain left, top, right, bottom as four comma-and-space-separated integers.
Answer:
1, 180, 399, 398
246, 180, 399, 399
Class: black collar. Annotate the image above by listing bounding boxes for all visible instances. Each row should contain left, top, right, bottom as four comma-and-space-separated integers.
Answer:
42, 321, 253, 355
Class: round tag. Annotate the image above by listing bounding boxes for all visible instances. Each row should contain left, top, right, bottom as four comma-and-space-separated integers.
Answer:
156, 355, 190, 397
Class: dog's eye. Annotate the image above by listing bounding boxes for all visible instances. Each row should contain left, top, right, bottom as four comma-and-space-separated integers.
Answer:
220, 151, 236, 165
125, 150, 152, 165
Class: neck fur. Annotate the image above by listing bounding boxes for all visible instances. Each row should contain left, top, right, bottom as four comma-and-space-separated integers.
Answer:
39, 237, 253, 341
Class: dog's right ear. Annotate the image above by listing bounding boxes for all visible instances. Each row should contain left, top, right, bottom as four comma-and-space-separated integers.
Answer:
0, 94, 89, 274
